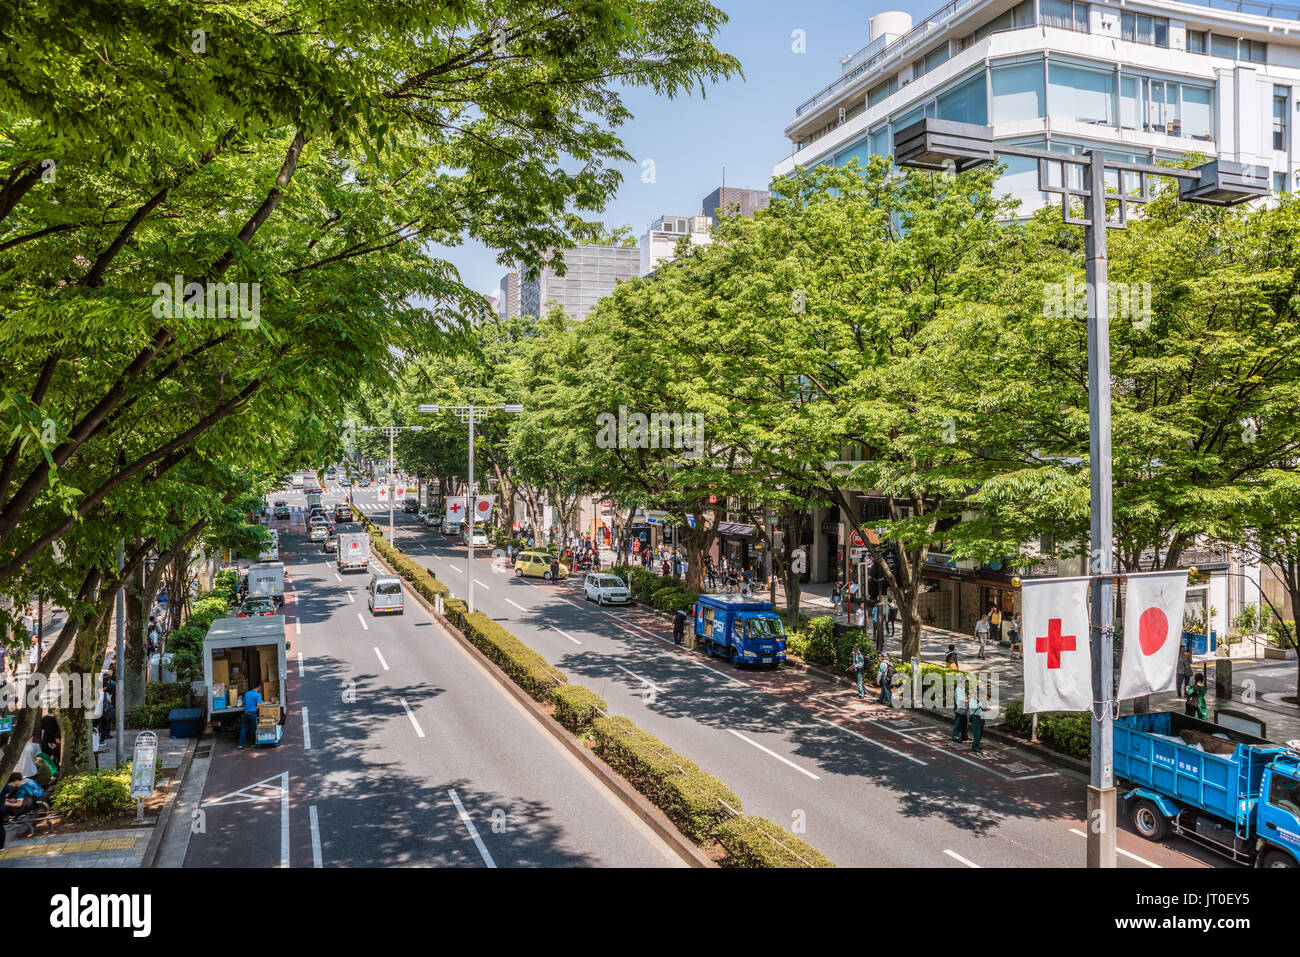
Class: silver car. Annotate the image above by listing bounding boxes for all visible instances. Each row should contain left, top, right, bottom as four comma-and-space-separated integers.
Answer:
584, 573, 631, 606
367, 574, 404, 615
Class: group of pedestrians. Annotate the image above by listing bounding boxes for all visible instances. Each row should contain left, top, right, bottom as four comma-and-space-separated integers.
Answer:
973, 607, 1022, 660
950, 675, 986, 753
848, 644, 900, 707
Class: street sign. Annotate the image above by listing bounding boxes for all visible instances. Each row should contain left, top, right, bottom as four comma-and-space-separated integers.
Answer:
130, 731, 157, 799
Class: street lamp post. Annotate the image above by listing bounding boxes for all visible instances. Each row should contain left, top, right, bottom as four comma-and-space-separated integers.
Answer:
894, 118, 1267, 868
418, 404, 523, 614
360, 425, 423, 541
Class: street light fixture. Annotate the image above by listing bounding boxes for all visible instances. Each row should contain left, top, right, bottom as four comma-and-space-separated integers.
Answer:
417, 403, 524, 614
893, 119, 1267, 869
359, 425, 423, 540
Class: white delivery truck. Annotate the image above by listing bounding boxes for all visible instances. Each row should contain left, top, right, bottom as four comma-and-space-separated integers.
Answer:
258, 528, 279, 562
203, 614, 289, 740
337, 532, 370, 573
246, 561, 285, 604
292, 473, 305, 488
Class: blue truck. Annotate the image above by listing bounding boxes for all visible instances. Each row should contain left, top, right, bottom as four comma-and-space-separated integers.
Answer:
694, 594, 786, 668
1114, 711, 1300, 867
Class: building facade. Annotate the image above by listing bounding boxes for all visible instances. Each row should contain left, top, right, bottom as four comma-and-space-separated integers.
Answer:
774, 0, 1299, 205
520, 244, 640, 321
497, 272, 521, 319
701, 185, 771, 219
638, 214, 714, 276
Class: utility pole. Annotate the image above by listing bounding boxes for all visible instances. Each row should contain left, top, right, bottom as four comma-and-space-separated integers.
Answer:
418, 404, 523, 614
360, 425, 423, 544
115, 541, 125, 767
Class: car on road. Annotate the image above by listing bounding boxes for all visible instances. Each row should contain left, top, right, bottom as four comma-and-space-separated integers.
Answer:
237, 597, 277, 618
441, 516, 463, 536
402, 498, 420, 513
333, 504, 352, 523
339, 477, 351, 487
462, 524, 489, 547
358, 478, 371, 487
515, 550, 568, 580
367, 574, 404, 614
323, 531, 338, 553
273, 505, 291, 520
583, 573, 630, 605
308, 506, 326, 523
309, 521, 330, 542
419, 511, 441, 527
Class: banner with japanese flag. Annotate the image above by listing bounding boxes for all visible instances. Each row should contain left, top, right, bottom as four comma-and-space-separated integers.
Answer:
1021, 575, 1093, 713
1118, 569, 1189, 700
471, 494, 496, 523
443, 496, 466, 520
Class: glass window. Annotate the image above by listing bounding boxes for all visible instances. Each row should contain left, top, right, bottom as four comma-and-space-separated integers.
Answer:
1042, 0, 1089, 32
868, 77, 897, 106
1122, 12, 1168, 46
998, 148, 1047, 212
895, 106, 925, 130
869, 126, 890, 159
1187, 30, 1207, 54
1048, 62, 1116, 126
1120, 75, 1139, 130
938, 75, 988, 125
914, 43, 950, 78
1275, 89, 1289, 152
1267, 772, 1300, 819
992, 62, 1045, 123
1243, 39, 1267, 63
835, 138, 873, 169
1210, 34, 1237, 58
1274, 172, 1289, 194
1182, 85, 1214, 141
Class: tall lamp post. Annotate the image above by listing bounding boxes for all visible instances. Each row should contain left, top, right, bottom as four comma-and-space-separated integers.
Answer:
893, 118, 1267, 868
418, 404, 523, 614
360, 425, 424, 541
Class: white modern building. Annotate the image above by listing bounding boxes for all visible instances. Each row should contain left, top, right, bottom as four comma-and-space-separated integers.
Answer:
639, 214, 714, 276
774, 0, 1299, 205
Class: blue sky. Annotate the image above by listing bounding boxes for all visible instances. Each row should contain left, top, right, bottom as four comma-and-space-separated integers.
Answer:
441, 0, 939, 299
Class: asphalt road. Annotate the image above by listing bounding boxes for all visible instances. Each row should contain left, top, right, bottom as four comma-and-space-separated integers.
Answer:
333, 485, 1227, 869
182, 492, 681, 868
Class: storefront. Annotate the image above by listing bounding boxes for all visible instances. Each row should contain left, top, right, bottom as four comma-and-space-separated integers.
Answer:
920, 564, 1021, 634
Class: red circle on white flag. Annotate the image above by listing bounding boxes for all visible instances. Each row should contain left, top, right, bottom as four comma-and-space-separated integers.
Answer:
1138, 606, 1168, 655
477, 500, 490, 512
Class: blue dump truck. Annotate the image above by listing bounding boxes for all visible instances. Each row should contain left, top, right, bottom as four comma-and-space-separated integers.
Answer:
1115, 711, 1300, 867
694, 594, 786, 668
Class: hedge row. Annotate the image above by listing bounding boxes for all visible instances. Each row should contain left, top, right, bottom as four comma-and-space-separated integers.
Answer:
715, 816, 836, 868
552, 684, 606, 733
1001, 699, 1091, 761
591, 715, 740, 844
357, 509, 833, 866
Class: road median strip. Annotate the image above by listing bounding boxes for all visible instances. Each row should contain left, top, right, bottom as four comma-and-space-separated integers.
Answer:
356, 508, 833, 868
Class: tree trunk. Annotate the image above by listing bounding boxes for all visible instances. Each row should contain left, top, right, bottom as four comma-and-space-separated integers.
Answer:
124, 558, 147, 714
58, 600, 114, 775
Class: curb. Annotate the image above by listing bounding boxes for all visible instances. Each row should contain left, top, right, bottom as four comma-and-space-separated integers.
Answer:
140, 732, 198, 869
367, 547, 716, 869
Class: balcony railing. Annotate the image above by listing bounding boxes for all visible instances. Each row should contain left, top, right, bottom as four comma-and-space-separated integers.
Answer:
794, 0, 981, 118
1173, 0, 1300, 18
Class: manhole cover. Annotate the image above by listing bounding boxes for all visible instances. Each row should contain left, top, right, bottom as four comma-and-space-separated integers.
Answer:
195, 746, 212, 758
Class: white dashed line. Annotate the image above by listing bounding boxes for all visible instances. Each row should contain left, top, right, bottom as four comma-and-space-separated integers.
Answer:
727, 729, 820, 780
506, 599, 528, 612
447, 789, 496, 868
614, 662, 661, 692
1068, 828, 1162, 867
374, 647, 389, 670
309, 806, 322, 868
302, 707, 312, 750
944, 849, 981, 868
447, 564, 462, 573
811, 715, 927, 765
357, 614, 368, 631
474, 579, 491, 590
552, 626, 582, 645
400, 697, 425, 738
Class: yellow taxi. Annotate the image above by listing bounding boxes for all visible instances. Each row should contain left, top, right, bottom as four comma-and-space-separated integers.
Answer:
514, 550, 569, 580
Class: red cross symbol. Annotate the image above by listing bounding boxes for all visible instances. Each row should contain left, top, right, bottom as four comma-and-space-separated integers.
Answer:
1035, 618, 1077, 669
449, 502, 462, 514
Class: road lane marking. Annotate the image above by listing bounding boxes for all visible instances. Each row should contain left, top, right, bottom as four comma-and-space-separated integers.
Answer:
614, 662, 661, 692
599, 617, 748, 687
474, 579, 491, 590
295, 620, 301, 636
812, 715, 927, 765
374, 647, 390, 670
309, 806, 323, 868
357, 613, 369, 631
944, 849, 980, 868
553, 626, 582, 645
280, 771, 290, 868
346, 591, 354, 603
334, 573, 343, 583
1067, 828, 1161, 868
447, 789, 496, 868
727, 729, 820, 780
302, 707, 312, 750
400, 697, 425, 737
506, 599, 528, 612
448, 564, 463, 573
297, 651, 304, 675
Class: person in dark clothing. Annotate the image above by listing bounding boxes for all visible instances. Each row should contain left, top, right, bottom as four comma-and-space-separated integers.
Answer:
1, 772, 33, 849
673, 608, 687, 646
703, 556, 715, 591
549, 557, 561, 584
98, 675, 115, 740
39, 713, 60, 767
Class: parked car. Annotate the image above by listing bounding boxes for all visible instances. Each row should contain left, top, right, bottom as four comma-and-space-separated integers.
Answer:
462, 524, 489, 547
441, 517, 463, 536
273, 503, 291, 520
583, 573, 630, 605
419, 511, 442, 527
515, 550, 568, 580
402, 498, 420, 513
367, 574, 404, 614
339, 477, 351, 487
237, 597, 277, 618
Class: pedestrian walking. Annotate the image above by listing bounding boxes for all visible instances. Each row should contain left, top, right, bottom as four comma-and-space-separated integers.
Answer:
952, 676, 970, 742
673, 608, 687, 646
1184, 671, 1208, 720
969, 681, 985, 752
1007, 612, 1022, 658
549, 556, 560, 584
592, 548, 602, 571
740, 566, 753, 597
974, 614, 990, 660
944, 643, 959, 670
40, 711, 60, 767
877, 657, 896, 708
831, 583, 842, 613
672, 552, 682, 578
1176, 642, 1192, 698
849, 644, 865, 698
704, 555, 716, 591
988, 604, 1002, 643
886, 598, 898, 637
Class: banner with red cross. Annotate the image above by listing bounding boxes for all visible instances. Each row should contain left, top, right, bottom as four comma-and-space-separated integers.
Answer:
1021, 575, 1092, 713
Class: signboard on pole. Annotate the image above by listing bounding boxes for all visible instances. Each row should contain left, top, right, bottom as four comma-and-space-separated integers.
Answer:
130, 731, 157, 799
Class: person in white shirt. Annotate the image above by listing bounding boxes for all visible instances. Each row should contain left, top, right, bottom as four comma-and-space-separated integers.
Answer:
974, 614, 990, 660
969, 682, 985, 753
951, 677, 970, 743
17, 735, 42, 778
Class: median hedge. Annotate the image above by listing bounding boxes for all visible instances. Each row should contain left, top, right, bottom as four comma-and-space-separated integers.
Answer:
552, 684, 606, 733
1001, 699, 1090, 761
458, 611, 567, 702
715, 816, 836, 868
591, 715, 739, 843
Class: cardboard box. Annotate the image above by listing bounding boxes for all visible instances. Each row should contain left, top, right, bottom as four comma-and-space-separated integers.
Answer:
212, 660, 230, 685
263, 681, 280, 702
258, 717, 278, 728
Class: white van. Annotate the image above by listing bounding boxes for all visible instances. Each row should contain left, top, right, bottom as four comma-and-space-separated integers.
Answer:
258, 528, 279, 562
462, 523, 489, 547
441, 516, 463, 536
367, 574, 404, 615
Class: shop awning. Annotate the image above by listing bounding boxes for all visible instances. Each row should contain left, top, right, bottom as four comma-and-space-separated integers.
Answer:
717, 522, 757, 537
